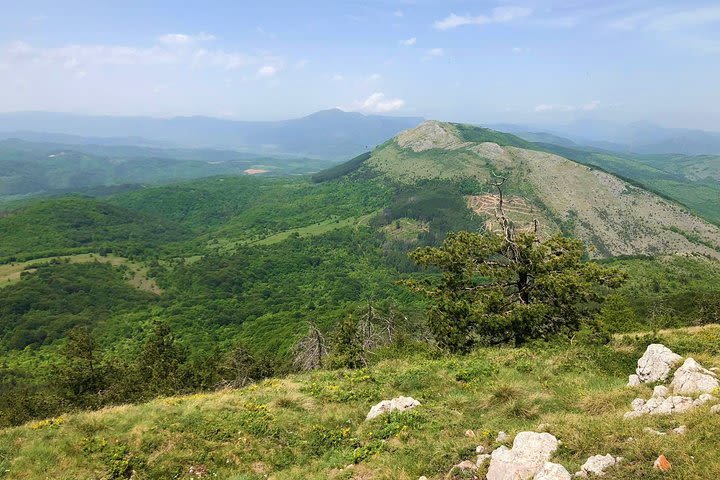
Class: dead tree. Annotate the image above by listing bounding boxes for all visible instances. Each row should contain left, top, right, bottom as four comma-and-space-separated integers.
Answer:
293, 323, 327, 371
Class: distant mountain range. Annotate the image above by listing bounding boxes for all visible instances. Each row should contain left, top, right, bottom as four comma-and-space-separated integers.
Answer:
486, 119, 720, 156
0, 109, 424, 160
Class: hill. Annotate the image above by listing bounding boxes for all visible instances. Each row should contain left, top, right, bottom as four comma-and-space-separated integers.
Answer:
344, 121, 720, 258
0, 139, 332, 203
1, 326, 719, 479
0, 109, 424, 160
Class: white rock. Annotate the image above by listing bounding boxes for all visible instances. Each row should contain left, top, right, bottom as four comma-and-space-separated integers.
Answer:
451, 460, 477, 473
671, 358, 719, 395
496, 431, 510, 443
534, 462, 571, 480
476, 445, 487, 454
693, 393, 717, 407
477, 454, 491, 467
624, 393, 696, 417
626, 374, 641, 387
643, 427, 666, 436
419, 477, 428, 480
365, 396, 420, 420
636, 344, 683, 383
710, 404, 720, 414
577, 454, 621, 476
486, 432, 559, 480
653, 385, 669, 398
672, 425, 688, 435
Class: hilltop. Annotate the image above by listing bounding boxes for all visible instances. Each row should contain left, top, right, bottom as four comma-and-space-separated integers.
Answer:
325, 121, 720, 258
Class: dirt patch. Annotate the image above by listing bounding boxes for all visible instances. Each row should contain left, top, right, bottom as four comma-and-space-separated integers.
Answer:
244, 169, 270, 175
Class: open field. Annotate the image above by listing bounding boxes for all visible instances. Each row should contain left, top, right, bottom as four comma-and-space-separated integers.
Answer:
0, 253, 160, 294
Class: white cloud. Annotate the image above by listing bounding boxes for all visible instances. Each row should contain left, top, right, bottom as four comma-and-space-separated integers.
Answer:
427, 47, 444, 56
158, 32, 216, 46
400, 37, 416, 46
434, 7, 531, 30
367, 73, 381, 81
610, 6, 720, 32
534, 100, 601, 112
257, 65, 279, 77
394, 10, 404, 18
353, 92, 405, 113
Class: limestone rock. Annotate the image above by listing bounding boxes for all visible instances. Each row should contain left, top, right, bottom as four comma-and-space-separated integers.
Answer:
672, 425, 688, 435
653, 385, 669, 398
626, 374, 641, 387
643, 427, 666, 436
693, 393, 717, 407
476, 445, 487, 454
576, 454, 621, 477
624, 394, 696, 418
534, 462, 571, 480
486, 432, 559, 480
636, 344, 683, 383
711, 404, 720, 414
670, 358, 719, 395
366, 396, 420, 420
496, 431, 511, 443
476, 454, 491, 467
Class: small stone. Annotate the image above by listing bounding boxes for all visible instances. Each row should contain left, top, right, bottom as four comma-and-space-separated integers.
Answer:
653, 385, 669, 398
643, 427, 666, 436
672, 425, 688, 435
451, 460, 478, 475
627, 374, 641, 387
465, 429, 476, 438
476, 445, 486, 454
419, 477, 428, 480
578, 454, 621, 476
496, 431, 510, 443
654, 454, 671, 472
710, 404, 720, 414
366, 396, 420, 420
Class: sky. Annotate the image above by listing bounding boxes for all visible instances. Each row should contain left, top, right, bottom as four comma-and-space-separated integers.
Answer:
1, 0, 720, 130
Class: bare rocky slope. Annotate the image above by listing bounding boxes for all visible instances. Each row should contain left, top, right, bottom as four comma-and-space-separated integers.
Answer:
365, 121, 720, 258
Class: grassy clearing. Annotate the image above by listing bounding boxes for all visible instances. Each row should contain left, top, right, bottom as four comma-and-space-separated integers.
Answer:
0, 253, 160, 294
1, 327, 719, 479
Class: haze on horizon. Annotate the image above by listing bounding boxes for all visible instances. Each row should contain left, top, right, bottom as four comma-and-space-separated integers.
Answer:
2, 0, 720, 131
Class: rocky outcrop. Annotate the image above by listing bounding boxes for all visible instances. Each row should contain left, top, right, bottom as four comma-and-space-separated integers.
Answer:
486, 432, 559, 480
635, 344, 683, 383
365, 396, 420, 420
624, 388, 715, 418
574, 454, 622, 477
670, 358, 719, 395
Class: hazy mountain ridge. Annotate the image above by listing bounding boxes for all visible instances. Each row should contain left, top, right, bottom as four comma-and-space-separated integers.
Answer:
0, 109, 424, 160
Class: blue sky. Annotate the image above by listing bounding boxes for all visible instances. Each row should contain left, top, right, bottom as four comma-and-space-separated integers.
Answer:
2, 0, 720, 130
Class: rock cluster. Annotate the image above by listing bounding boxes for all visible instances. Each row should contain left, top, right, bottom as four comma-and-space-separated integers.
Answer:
624, 344, 719, 418
365, 396, 420, 420
486, 432, 568, 480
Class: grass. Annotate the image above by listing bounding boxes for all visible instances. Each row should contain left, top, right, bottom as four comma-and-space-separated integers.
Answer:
1, 327, 719, 479
0, 253, 159, 293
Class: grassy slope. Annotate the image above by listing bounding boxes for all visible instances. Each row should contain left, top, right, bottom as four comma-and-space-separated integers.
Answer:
1, 327, 719, 479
